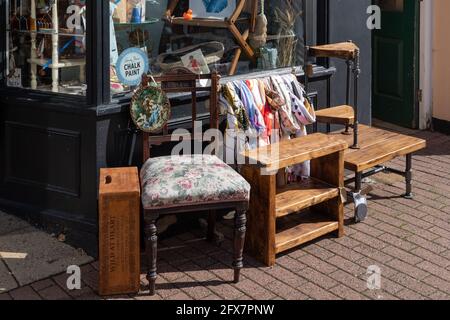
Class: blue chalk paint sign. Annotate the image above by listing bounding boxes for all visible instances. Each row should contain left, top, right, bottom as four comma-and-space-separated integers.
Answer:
116, 47, 149, 86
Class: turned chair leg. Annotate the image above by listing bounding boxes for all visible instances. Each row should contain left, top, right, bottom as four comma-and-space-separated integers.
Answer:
233, 209, 247, 283
144, 215, 158, 296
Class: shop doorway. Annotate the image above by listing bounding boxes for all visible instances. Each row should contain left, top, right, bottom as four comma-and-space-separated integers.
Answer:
372, 0, 420, 128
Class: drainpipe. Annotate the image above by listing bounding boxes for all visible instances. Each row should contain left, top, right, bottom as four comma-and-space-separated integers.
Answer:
419, 0, 433, 130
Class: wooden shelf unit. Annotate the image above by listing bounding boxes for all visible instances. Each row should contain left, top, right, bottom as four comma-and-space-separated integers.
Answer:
241, 133, 347, 266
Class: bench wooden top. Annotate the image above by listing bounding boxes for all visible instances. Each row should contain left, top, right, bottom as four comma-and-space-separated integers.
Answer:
330, 125, 427, 172
243, 133, 347, 171
309, 42, 359, 60
315, 105, 355, 125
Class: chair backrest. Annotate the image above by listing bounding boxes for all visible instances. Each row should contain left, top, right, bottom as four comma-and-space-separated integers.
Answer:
141, 67, 220, 163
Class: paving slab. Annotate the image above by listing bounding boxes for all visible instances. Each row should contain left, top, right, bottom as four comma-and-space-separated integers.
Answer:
0, 259, 18, 293
0, 211, 30, 236
0, 212, 93, 289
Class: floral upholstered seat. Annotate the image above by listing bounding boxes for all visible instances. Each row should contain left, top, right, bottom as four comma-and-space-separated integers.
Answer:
140, 155, 251, 210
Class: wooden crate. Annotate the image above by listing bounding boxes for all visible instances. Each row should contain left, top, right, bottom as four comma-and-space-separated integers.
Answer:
98, 167, 140, 296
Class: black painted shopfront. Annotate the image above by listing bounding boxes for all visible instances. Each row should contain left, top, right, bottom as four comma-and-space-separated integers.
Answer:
0, 0, 372, 257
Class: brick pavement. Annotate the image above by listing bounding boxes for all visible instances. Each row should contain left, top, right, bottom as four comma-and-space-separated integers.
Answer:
1, 127, 449, 300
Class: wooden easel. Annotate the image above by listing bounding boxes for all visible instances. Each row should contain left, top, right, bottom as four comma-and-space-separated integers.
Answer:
165, 0, 257, 75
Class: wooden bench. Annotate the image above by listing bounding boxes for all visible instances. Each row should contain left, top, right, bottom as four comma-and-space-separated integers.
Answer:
240, 133, 347, 266
330, 125, 427, 221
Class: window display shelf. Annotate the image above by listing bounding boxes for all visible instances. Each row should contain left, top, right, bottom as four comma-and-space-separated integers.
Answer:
6, 0, 87, 95
114, 18, 160, 27
27, 57, 85, 69
31, 83, 87, 95
24, 0, 86, 93
7, 29, 86, 37
169, 16, 249, 27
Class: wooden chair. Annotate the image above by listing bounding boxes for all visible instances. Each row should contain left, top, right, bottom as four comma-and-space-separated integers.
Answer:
307, 41, 361, 149
165, 0, 257, 75
139, 68, 250, 295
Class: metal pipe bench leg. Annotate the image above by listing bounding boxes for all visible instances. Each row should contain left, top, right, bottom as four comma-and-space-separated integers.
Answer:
351, 49, 360, 149
343, 59, 352, 136
404, 153, 413, 199
353, 171, 368, 223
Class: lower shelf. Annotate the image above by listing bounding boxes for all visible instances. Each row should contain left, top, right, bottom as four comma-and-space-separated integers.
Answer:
275, 212, 339, 254
276, 177, 339, 218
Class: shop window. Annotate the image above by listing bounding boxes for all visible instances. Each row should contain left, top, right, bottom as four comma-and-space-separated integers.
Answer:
109, 0, 309, 96
6, 0, 87, 95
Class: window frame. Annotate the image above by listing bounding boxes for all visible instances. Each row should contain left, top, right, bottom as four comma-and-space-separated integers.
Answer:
0, 0, 109, 108
105, 0, 328, 103
0, 1, 331, 109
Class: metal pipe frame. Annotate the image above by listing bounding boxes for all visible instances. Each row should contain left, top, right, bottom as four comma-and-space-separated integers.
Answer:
345, 166, 386, 186
350, 48, 360, 149
343, 58, 353, 135
345, 153, 414, 199
354, 171, 363, 194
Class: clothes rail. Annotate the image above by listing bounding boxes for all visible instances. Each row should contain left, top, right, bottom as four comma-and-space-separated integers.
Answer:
220, 67, 301, 84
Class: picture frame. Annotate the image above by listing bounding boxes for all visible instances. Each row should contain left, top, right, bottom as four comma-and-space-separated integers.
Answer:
181, 49, 210, 86
181, 49, 210, 74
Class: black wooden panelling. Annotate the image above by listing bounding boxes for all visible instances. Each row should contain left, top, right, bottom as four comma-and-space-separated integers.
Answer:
4, 122, 81, 197
0, 100, 98, 225
0, 101, 98, 256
